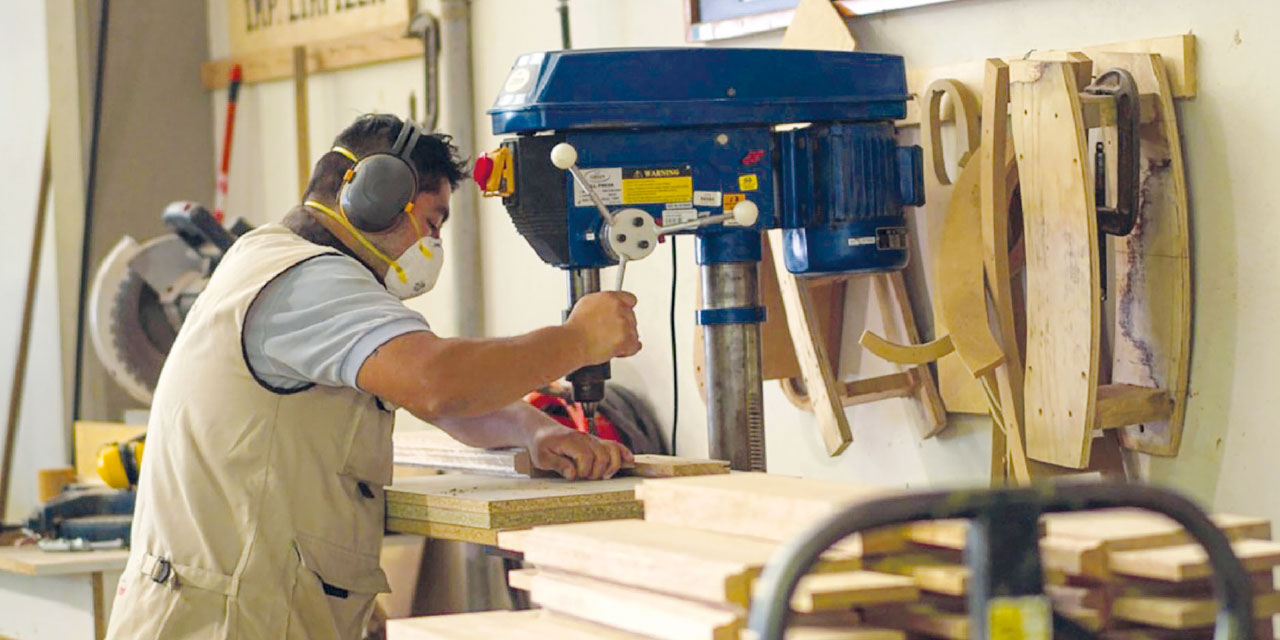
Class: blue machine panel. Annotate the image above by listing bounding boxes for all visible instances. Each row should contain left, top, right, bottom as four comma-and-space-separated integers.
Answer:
490, 48, 909, 134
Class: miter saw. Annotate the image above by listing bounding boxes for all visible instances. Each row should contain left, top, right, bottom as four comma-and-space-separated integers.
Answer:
88, 201, 252, 403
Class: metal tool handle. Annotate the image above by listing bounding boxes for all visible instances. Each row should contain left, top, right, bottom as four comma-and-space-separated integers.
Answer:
551, 143, 614, 226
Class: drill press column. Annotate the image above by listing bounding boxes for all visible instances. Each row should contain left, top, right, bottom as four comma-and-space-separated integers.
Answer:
700, 261, 766, 471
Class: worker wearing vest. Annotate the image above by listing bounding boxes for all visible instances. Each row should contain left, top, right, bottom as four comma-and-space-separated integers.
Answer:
105, 114, 639, 639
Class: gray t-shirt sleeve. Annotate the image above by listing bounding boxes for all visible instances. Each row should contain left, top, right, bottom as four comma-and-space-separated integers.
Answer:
243, 254, 431, 391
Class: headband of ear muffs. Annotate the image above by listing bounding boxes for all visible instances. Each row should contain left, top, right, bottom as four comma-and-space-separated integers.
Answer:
338, 119, 423, 233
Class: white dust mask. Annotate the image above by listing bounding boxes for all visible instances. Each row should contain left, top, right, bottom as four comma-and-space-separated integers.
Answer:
385, 236, 443, 299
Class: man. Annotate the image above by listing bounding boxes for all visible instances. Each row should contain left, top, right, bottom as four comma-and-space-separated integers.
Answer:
106, 114, 640, 639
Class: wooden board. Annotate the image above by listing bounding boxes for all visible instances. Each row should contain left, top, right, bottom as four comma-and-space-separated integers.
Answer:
874, 272, 949, 437
1108, 539, 1280, 582
780, 0, 857, 52
1041, 509, 1271, 552
0, 547, 129, 577
1040, 535, 1109, 579
867, 554, 969, 596
204, 25, 422, 89
384, 518, 502, 545
637, 474, 904, 555
386, 500, 642, 529
1111, 590, 1280, 630
385, 473, 640, 514
224, 0, 413, 57
791, 571, 920, 613
767, 228, 853, 455
1087, 52, 1192, 456
519, 519, 861, 605
863, 604, 970, 640
1010, 58, 1101, 469
529, 569, 744, 640
387, 609, 655, 640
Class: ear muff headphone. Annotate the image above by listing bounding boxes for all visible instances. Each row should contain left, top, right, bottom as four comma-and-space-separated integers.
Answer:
97, 434, 145, 489
336, 118, 423, 233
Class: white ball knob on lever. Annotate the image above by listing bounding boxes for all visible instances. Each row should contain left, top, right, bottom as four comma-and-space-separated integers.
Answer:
732, 199, 759, 227
550, 143, 579, 170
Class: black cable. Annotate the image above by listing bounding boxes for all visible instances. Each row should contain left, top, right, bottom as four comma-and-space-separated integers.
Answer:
72, 0, 112, 422
669, 236, 678, 455
557, 0, 571, 50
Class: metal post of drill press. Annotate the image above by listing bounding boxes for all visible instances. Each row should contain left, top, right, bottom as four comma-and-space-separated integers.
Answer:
700, 261, 766, 471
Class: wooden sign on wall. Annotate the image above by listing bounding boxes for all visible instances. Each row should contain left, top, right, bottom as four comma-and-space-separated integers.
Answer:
226, 0, 416, 56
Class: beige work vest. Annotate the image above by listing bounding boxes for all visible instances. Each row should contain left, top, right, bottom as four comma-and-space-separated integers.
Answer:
106, 224, 395, 640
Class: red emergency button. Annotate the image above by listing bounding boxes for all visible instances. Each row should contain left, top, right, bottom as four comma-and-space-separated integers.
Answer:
473, 155, 494, 189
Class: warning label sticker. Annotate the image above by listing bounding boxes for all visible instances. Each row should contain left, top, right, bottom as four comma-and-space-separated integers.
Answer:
722, 193, 746, 212
572, 166, 693, 207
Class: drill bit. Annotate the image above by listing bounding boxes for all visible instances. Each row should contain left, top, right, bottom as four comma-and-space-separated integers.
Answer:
581, 401, 599, 436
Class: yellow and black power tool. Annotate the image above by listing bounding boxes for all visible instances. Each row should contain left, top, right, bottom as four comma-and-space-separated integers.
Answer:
96, 434, 145, 489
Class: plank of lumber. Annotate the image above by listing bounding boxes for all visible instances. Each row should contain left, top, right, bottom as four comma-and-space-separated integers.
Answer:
519, 519, 860, 605
862, 604, 970, 640
1041, 509, 1271, 551
0, 546, 130, 577
1111, 590, 1280, 629
637, 474, 904, 555
508, 567, 536, 592
530, 569, 744, 640
1010, 58, 1101, 469
1040, 536, 1109, 579
1094, 384, 1175, 430
867, 554, 969, 596
1107, 539, 1280, 582
766, 228, 853, 455
386, 609, 654, 640
202, 25, 422, 90
791, 571, 919, 613
781, 627, 906, 640
385, 473, 640, 513
385, 500, 642, 529
904, 520, 969, 550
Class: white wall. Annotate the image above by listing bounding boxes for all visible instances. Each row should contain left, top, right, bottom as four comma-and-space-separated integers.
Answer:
209, 0, 1280, 523
0, 2, 69, 522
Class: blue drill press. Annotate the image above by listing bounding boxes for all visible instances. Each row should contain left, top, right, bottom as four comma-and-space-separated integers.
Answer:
481, 48, 922, 470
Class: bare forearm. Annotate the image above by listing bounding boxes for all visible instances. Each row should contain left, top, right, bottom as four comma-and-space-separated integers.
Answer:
432, 402, 561, 450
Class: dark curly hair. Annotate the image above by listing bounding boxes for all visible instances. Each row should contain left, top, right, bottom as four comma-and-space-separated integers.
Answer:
302, 113, 468, 202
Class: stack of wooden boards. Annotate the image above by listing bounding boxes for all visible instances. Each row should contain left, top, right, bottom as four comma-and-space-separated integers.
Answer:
865, 510, 1280, 640
386, 474, 1280, 640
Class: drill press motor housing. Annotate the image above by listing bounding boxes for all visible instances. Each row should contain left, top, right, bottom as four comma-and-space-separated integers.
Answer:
482, 48, 922, 469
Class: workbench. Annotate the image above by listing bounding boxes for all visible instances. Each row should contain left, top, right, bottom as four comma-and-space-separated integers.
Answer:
0, 546, 128, 640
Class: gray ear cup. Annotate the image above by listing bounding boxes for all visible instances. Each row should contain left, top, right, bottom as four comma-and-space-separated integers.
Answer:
339, 118, 423, 233
340, 154, 418, 232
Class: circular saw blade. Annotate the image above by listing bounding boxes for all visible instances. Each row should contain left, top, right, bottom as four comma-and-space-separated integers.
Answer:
88, 235, 206, 404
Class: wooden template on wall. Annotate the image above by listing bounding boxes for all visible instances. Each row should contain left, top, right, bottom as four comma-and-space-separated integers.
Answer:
686, 0, 959, 41
225, 0, 416, 56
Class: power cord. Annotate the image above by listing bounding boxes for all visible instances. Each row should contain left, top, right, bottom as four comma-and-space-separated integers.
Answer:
669, 236, 679, 455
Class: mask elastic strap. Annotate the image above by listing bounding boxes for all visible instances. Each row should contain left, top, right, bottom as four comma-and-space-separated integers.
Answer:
405, 212, 432, 258
303, 199, 408, 284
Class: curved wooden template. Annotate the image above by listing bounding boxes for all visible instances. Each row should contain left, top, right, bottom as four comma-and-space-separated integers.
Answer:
1088, 52, 1191, 456
859, 330, 955, 366
922, 79, 990, 415
936, 158, 1006, 379
1010, 59, 1101, 469
923, 79, 981, 186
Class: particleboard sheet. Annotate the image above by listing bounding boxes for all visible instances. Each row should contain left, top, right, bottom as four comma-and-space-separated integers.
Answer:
530, 569, 744, 640
385, 473, 641, 514
637, 473, 904, 555
386, 499, 642, 529
1108, 539, 1280, 582
520, 519, 862, 605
